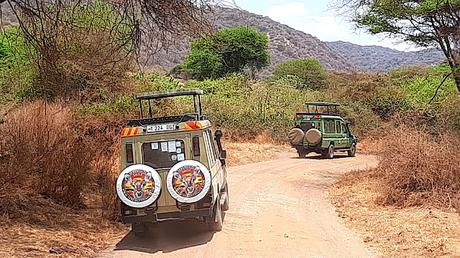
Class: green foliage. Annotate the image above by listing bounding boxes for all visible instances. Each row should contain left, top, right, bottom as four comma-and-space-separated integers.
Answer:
390, 65, 457, 107
183, 26, 270, 80
272, 59, 327, 90
0, 28, 36, 104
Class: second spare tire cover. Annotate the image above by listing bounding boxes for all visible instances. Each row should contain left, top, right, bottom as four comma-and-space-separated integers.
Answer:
288, 128, 305, 145
305, 128, 322, 145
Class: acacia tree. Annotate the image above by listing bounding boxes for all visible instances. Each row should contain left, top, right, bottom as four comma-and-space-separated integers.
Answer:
0, 0, 218, 99
340, 0, 460, 92
183, 26, 271, 80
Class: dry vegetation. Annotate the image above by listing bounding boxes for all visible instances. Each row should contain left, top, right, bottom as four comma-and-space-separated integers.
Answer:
0, 102, 288, 257
330, 127, 460, 257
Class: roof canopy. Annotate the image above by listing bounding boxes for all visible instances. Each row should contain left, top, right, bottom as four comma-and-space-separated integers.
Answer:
304, 102, 340, 107
136, 89, 204, 100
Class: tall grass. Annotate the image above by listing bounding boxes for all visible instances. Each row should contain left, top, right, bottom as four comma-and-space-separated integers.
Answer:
0, 101, 91, 207
375, 126, 460, 208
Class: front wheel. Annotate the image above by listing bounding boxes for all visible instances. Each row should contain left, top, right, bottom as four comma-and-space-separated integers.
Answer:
348, 143, 356, 157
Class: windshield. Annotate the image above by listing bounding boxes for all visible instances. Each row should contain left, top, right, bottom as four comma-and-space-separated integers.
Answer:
142, 140, 186, 169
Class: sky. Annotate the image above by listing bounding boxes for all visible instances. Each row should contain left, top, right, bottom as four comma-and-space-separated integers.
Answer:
232, 0, 418, 51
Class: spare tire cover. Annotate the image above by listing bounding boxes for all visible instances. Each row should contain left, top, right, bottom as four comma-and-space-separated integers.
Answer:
116, 164, 162, 208
288, 128, 305, 145
305, 128, 322, 145
166, 160, 211, 204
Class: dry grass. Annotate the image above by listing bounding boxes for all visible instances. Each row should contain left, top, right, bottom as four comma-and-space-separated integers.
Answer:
0, 194, 128, 257
330, 171, 460, 257
0, 101, 92, 207
375, 127, 460, 208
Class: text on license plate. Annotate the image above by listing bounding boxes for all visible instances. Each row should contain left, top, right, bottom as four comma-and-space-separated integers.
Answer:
146, 124, 176, 132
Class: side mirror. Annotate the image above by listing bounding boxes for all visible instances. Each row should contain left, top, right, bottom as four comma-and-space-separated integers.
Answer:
220, 150, 227, 160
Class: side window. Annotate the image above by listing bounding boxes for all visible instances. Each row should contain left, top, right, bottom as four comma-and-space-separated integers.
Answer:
204, 131, 216, 166
342, 123, 347, 134
335, 121, 341, 133
324, 120, 336, 133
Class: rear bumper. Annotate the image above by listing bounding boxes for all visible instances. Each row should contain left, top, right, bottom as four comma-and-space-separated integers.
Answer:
121, 208, 212, 224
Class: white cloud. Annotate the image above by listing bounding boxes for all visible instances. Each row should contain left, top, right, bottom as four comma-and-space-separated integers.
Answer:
265, 2, 307, 19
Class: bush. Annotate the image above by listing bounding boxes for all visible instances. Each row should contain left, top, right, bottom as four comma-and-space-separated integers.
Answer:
375, 126, 460, 207
273, 58, 327, 90
0, 101, 91, 207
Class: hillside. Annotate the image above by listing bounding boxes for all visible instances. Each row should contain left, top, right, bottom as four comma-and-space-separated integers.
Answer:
0, 5, 445, 72
149, 7, 446, 73
326, 41, 445, 71
148, 7, 354, 72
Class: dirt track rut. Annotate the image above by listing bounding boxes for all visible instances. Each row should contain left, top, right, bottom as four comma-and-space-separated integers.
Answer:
100, 153, 379, 257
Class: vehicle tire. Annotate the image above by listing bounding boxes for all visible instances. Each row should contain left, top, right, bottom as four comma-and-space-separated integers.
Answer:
348, 143, 356, 157
207, 196, 223, 232
296, 148, 307, 158
324, 144, 334, 159
222, 183, 229, 211
132, 223, 149, 237
288, 128, 305, 146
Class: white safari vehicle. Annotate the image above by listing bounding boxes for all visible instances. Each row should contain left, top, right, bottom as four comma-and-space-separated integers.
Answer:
116, 89, 229, 236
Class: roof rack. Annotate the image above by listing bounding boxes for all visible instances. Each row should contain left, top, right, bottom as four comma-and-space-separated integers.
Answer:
129, 89, 205, 126
304, 102, 340, 107
136, 89, 204, 100
302, 102, 340, 115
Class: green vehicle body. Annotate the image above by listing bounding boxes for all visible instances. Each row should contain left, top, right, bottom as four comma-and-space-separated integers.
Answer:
117, 89, 229, 236
289, 102, 358, 158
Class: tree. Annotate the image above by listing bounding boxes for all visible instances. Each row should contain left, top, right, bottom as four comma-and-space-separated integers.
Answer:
273, 58, 327, 90
0, 0, 218, 100
183, 26, 271, 80
340, 0, 460, 92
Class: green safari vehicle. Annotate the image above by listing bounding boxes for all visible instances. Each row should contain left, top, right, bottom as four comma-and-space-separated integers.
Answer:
116, 89, 229, 236
288, 102, 358, 158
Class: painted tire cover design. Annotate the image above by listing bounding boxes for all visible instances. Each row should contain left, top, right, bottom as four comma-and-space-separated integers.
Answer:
166, 160, 211, 204
116, 164, 162, 208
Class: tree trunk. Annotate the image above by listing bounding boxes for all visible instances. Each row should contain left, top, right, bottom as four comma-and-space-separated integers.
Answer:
454, 68, 460, 93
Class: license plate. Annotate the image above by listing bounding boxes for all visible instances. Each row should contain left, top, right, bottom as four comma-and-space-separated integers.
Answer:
146, 124, 176, 132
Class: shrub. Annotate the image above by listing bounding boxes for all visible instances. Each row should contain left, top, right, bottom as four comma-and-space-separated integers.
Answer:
0, 101, 91, 207
375, 126, 460, 208
273, 58, 328, 90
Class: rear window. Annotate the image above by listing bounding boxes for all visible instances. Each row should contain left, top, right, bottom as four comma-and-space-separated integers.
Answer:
142, 140, 185, 169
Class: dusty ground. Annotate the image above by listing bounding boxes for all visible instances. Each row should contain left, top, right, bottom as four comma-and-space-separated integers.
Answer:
329, 170, 460, 257
100, 153, 380, 258
0, 142, 292, 257
225, 142, 293, 166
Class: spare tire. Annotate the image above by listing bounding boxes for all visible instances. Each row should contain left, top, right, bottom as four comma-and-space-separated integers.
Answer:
305, 128, 322, 145
288, 128, 305, 146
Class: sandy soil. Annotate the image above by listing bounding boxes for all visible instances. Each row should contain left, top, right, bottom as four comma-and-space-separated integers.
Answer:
330, 170, 460, 257
100, 153, 379, 258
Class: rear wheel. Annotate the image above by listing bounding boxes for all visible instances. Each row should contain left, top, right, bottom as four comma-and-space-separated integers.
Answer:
322, 144, 334, 159
296, 148, 307, 158
207, 196, 223, 232
222, 183, 229, 211
132, 222, 149, 237
348, 143, 356, 157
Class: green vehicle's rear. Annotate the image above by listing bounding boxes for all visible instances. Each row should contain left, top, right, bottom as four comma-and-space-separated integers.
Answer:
289, 102, 358, 158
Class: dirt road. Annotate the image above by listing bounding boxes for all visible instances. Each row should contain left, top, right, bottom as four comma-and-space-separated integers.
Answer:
101, 153, 379, 258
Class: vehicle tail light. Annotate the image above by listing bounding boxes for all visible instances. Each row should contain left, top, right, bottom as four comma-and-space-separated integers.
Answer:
192, 136, 200, 156
314, 115, 321, 119
126, 144, 134, 164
